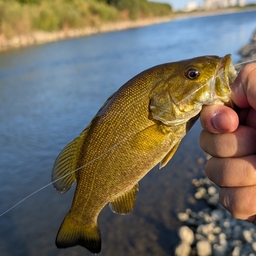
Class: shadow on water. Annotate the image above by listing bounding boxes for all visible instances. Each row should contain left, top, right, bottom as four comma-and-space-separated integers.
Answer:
0, 214, 29, 256
143, 214, 179, 255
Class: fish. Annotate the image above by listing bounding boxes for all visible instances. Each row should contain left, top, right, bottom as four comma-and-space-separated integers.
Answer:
52, 54, 237, 254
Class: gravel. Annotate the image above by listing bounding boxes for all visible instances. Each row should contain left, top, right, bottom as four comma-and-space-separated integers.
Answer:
175, 176, 256, 256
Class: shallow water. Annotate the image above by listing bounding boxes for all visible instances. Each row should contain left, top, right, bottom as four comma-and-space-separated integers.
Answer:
1, 10, 256, 256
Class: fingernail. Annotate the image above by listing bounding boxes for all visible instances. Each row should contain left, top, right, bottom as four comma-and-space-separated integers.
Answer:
211, 111, 230, 132
212, 113, 221, 130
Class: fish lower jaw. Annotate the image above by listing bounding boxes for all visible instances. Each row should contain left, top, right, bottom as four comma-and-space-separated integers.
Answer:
217, 96, 232, 106
163, 108, 201, 127
201, 87, 231, 106
164, 119, 188, 126
205, 94, 231, 107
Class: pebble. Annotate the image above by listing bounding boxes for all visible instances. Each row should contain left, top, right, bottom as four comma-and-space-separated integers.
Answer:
194, 187, 207, 199
232, 246, 241, 256
211, 209, 223, 221
243, 230, 253, 243
213, 243, 227, 256
206, 194, 219, 206
197, 157, 204, 164
208, 186, 217, 196
207, 233, 216, 243
177, 212, 189, 222
178, 226, 194, 245
174, 242, 191, 256
196, 240, 212, 256
197, 223, 214, 236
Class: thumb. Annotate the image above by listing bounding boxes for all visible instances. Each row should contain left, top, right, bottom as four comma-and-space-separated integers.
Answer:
200, 105, 238, 133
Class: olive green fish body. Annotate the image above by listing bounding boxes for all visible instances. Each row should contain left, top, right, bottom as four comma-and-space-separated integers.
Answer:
52, 55, 237, 253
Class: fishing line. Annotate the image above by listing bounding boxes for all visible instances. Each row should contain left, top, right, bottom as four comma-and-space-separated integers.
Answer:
1, 57, 255, 218
0, 128, 140, 217
235, 58, 256, 66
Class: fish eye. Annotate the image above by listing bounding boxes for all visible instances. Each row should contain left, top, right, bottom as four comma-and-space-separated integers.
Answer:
185, 68, 200, 80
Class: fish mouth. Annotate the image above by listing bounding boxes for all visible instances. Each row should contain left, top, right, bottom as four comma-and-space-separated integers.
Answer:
212, 54, 237, 106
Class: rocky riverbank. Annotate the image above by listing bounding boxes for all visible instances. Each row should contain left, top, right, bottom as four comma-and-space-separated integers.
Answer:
0, 16, 173, 52
1, 8, 255, 52
236, 29, 256, 69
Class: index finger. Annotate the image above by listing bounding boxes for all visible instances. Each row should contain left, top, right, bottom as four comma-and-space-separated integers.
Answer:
232, 63, 256, 110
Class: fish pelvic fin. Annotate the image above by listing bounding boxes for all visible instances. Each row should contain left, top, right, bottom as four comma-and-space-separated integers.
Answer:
109, 183, 139, 214
51, 126, 90, 194
56, 212, 101, 254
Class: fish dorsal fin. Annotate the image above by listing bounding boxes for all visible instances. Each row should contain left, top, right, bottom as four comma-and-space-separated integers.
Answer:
51, 126, 90, 194
109, 184, 139, 215
160, 141, 181, 168
96, 93, 115, 116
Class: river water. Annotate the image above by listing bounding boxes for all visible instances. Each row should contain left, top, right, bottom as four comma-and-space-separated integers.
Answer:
0, 10, 256, 256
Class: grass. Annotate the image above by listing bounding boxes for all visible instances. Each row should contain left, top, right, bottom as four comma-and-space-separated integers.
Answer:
0, 0, 173, 39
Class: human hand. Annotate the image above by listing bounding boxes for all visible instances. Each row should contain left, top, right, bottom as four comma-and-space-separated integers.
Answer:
200, 63, 256, 222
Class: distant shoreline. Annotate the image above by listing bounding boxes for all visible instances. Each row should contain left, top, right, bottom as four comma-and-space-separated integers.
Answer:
1, 7, 256, 52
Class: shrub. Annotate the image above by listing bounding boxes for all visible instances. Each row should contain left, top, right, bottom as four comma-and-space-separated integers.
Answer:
0, 0, 172, 38
0, 0, 31, 38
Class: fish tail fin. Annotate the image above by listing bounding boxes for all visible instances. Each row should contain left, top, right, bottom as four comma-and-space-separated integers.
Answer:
55, 212, 101, 254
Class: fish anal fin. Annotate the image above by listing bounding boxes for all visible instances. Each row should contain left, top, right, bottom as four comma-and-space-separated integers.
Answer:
160, 141, 181, 168
109, 184, 139, 215
56, 212, 101, 254
51, 127, 90, 194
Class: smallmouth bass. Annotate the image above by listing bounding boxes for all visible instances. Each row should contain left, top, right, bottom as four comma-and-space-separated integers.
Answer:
52, 54, 237, 253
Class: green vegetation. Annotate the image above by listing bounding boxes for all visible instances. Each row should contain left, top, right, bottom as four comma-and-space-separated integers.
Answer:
0, 0, 173, 39
103, 0, 172, 19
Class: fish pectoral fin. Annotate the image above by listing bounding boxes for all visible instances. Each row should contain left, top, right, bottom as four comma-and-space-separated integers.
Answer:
56, 212, 101, 254
160, 141, 181, 168
109, 183, 139, 215
51, 127, 89, 194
